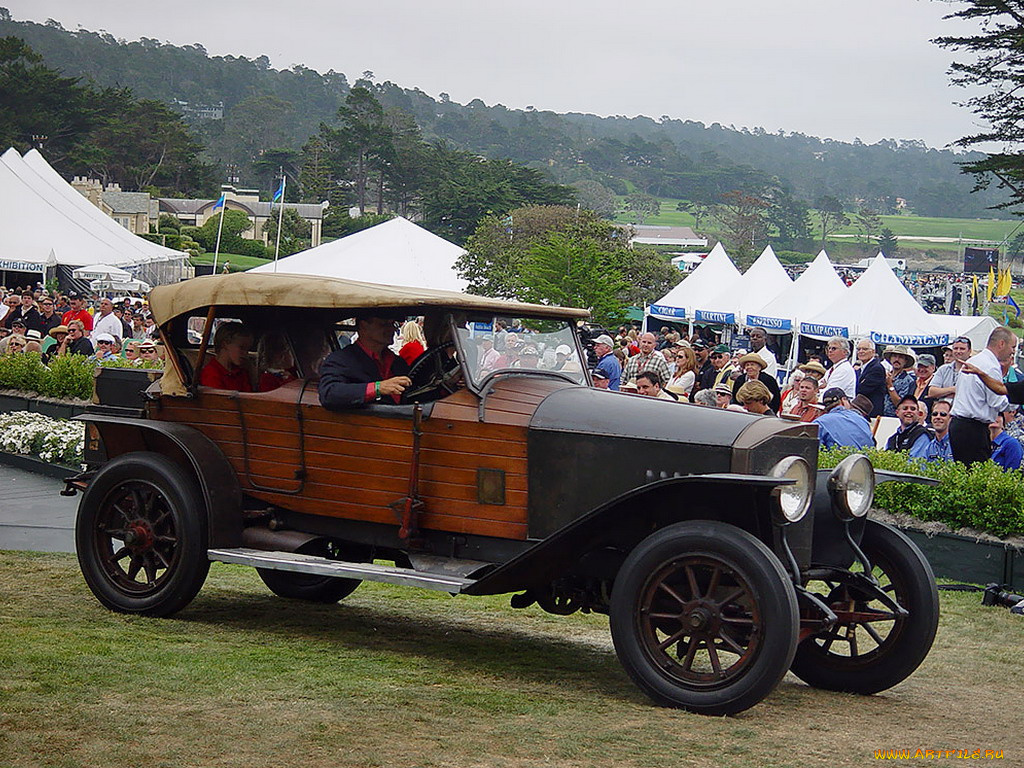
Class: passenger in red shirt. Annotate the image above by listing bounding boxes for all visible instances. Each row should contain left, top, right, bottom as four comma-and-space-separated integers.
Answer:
397, 319, 426, 365
60, 292, 93, 333
199, 322, 254, 391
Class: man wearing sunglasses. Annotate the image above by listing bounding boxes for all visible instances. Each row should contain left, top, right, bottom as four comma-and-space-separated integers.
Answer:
319, 314, 412, 409
32, 296, 61, 336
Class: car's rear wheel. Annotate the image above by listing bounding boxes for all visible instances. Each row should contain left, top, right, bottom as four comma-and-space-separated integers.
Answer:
76, 452, 209, 617
790, 520, 938, 694
609, 521, 799, 716
256, 538, 366, 603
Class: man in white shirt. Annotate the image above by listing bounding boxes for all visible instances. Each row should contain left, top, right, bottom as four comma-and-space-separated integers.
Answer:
91, 297, 123, 341
950, 326, 1016, 464
821, 336, 856, 399
748, 327, 778, 379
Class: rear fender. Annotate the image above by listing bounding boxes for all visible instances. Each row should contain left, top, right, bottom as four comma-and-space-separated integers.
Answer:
465, 473, 792, 596
77, 414, 243, 547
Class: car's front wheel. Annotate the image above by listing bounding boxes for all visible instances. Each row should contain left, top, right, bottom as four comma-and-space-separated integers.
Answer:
790, 520, 938, 694
76, 452, 209, 617
609, 521, 799, 716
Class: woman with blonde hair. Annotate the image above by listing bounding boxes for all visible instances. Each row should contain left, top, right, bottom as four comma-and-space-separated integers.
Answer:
666, 344, 697, 400
398, 320, 426, 365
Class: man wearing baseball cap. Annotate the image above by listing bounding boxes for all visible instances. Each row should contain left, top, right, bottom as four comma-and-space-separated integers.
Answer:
61, 292, 93, 333
814, 387, 875, 450
592, 334, 621, 391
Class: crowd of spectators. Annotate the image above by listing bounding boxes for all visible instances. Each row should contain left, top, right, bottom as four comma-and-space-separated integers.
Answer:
0, 285, 162, 366
604, 321, 1024, 471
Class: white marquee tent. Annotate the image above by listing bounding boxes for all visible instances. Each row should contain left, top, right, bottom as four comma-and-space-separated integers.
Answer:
693, 245, 792, 325
647, 242, 741, 322
801, 254, 952, 345
746, 250, 847, 332
0, 148, 187, 286
250, 216, 468, 292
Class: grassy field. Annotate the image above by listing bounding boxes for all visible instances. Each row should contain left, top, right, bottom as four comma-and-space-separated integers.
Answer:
1, 551, 1019, 768
614, 196, 1020, 247
190, 253, 272, 271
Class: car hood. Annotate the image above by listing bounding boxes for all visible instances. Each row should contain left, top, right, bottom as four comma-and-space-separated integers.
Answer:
529, 386, 761, 447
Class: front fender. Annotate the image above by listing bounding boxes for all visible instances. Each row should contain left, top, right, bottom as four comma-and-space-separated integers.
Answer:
465, 473, 795, 596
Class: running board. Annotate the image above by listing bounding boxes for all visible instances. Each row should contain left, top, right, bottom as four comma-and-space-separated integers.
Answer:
208, 548, 476, 593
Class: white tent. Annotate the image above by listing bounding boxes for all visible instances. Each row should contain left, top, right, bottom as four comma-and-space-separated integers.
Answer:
693, 244, 792, 325
249, 216, 468, 292
800, 254, 948, 345
930, 313, 999, 351
746, 250, 847, 332
0, 147, 187, 283
647, 242, 741, 322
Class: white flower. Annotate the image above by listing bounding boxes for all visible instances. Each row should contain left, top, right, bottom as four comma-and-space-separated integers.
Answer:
0, 411, 85, 465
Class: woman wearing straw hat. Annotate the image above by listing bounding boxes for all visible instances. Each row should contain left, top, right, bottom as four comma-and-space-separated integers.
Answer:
883, 345, 916, 417
731, 352, 781, 413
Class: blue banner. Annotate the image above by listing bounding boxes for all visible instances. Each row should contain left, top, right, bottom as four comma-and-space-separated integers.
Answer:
695, 310, 735, 325
648, 304, 686, 319
746, 314, 792, 331
800, 322, 849, 338
869, 331, 950, 347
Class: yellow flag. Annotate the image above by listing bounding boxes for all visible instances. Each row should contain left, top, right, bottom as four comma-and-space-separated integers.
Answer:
987, 266, 995, 301
999, 267, 1012, 297
973, 274, 979, 301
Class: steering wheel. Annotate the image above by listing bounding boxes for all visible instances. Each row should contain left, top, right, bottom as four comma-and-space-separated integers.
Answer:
403, 342, 460, 401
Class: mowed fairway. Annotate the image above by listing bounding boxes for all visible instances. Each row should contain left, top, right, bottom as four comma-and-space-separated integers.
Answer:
1, 551, 1018, 768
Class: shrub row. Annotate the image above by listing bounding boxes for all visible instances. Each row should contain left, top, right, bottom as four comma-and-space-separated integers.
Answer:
0, 353, 162, 401
820, 447, 1024, 539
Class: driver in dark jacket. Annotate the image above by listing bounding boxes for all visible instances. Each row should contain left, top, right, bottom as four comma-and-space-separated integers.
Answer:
318, 315, 411, 409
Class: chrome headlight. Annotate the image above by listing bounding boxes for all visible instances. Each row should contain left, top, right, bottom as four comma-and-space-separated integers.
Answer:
828, 454, 875, 521
769, 456, 812, 524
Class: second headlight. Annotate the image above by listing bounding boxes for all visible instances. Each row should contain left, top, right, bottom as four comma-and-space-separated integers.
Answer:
828, 453, 875, 521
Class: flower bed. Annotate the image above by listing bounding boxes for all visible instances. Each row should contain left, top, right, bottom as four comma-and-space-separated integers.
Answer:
0, 411, 85, 466
820, 446, 1024, 539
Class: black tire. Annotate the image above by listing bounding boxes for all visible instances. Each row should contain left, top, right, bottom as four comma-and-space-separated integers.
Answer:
76, 452, 209, 617
609, 521, 799, 716
256, 539, 364, 603
790, 519, 938, 694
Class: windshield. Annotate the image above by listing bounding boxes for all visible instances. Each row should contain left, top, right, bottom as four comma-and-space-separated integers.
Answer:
455, 316, 588, 389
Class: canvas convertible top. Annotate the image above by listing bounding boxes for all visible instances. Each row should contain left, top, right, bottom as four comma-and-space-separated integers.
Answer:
149, 273, 590, 325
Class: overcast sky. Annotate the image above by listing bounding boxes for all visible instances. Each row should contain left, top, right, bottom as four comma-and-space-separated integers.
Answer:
3, 0, 984, 149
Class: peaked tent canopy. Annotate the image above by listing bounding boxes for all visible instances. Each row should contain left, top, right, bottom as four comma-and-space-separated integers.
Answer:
694, 244, 792, 325
0, 148, 187, 285
648, 242, 741, 322
250, 216, 469, 293
800, 255, 947, 345
746, 250, 847, 332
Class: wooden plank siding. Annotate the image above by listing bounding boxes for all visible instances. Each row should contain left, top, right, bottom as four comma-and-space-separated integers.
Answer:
148, 377, 569, 541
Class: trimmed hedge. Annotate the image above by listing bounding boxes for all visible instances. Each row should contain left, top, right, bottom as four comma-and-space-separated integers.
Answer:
820, 447, 1024, 539
0, 353, 162, 401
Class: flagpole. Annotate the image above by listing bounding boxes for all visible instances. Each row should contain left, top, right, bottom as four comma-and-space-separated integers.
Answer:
273, 170, 286, 273
212, 192, 226, 274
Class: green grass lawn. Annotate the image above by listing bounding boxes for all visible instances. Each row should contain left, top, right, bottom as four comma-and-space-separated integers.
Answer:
1, 551, 1020, 767
613, 195, 1020, 246
190, 253, 273, 272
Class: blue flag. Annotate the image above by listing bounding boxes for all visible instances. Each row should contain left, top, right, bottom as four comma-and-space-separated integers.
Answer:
272, 181, 284, 203
1009, 295, 1021, 318
212, 192, 225, 211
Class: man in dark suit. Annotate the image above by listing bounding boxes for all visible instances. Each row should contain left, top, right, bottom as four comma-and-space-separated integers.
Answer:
855, 339, 886, 418
319, 315, 411, 409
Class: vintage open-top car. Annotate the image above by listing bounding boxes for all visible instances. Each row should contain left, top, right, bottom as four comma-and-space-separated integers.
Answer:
67, 273, 938, 715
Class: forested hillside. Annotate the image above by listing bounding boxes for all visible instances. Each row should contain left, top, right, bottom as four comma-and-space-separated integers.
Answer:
0, 9, 1011, 220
